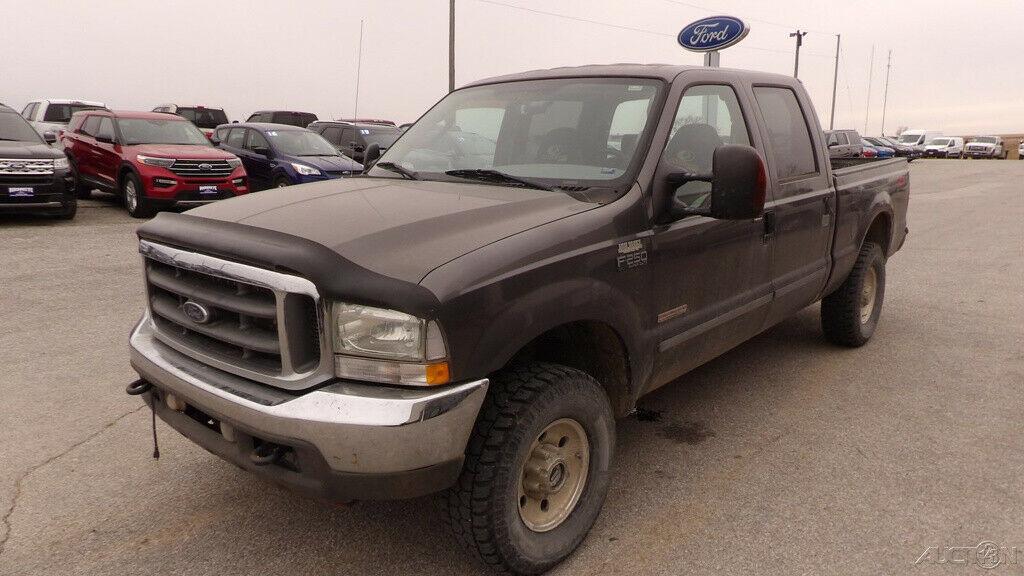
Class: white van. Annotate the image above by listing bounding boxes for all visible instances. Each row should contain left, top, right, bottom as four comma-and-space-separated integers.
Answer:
923, 136, 964, 159
897, 129, 942, 151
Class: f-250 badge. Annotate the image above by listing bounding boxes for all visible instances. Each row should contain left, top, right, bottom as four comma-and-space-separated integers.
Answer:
617, 239, 648, 271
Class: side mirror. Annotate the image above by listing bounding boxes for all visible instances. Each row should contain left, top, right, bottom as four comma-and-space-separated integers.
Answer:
661, 144, 766, 222
351, 142, 365, 152
96, 133, 115, 144
209, 136, 221, 146
827, 141, 838, 148
253, 146, 271, 157
43, 131, 57, 144
363, 142, 381, 168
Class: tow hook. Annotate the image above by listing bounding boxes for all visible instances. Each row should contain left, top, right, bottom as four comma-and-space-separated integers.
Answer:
125, 379, 152, 395
250, 443, 285, 466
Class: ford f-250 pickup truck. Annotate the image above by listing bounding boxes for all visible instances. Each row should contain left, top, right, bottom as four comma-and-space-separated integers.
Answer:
126, 64, 909, 574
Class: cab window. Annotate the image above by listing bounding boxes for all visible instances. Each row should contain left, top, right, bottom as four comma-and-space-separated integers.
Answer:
225, 128, 246, 148
752, 86, 817, 179
662, 84, 751, 209
246, 129, 270, 152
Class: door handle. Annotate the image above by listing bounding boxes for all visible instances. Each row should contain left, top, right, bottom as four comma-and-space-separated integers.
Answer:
762, 211, 776, 244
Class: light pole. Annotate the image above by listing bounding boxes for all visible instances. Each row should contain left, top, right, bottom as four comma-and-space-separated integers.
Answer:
790, 30, 807, 78
829, 34, 840, 129
880, 50, 892, 136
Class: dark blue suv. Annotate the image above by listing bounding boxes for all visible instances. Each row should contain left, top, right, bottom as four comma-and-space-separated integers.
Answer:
212, 123, 362, 190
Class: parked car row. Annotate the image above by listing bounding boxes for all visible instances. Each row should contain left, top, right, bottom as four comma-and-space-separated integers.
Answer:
826, 128, 1017, 161
825, 130, 908, 160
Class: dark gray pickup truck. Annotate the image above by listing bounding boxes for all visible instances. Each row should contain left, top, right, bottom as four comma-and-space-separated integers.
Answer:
127, 64, 909, 574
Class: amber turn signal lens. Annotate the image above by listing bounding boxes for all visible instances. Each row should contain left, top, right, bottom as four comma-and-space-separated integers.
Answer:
425, 362, 450, 386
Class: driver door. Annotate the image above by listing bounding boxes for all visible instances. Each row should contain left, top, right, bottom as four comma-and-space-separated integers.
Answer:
242, 129, 274, 189
648, 78, 773, 389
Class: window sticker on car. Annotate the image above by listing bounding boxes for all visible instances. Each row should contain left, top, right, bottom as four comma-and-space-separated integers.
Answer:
266, 131, 278, 136
360, 129, 370, 135
9, 187, 34, 197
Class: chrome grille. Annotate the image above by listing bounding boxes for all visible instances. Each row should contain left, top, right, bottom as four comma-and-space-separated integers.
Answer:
0, 158, 54, 175
139, 240, 332, 391
168, 159, 234, 178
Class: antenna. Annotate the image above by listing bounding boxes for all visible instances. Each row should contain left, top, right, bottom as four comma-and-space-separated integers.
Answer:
880, 50, 892, 136
354, 20, 364, 118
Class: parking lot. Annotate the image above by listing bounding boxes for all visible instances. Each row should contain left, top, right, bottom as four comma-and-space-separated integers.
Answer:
0, 159, 1021, 575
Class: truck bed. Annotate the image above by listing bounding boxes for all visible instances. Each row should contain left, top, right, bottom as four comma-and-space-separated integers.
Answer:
826, 156, 910, 295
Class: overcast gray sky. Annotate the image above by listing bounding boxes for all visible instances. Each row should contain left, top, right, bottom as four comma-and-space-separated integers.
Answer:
3, 0, 1021, 134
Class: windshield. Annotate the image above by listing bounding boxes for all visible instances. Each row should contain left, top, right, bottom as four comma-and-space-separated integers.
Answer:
970, 137, 998, 144
264, 129, 339, 156
42, 103, 105, 124
271, 112, 318, 127
118, 118, 211, 146
927, 138, 950, 146
898, 134, 922, 144
176, 107, 229, 129
374, 78, 662, 188
0, 111, 44, 143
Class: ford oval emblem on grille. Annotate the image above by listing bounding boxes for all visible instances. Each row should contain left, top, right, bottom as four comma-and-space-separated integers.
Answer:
182, 300, 212, 324
198, 163, 213, 171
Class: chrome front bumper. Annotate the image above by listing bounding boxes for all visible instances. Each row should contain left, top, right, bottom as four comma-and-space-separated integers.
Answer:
129, 318, 488, 500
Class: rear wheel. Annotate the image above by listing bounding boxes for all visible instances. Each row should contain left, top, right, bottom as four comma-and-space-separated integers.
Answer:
821, 242, 886, 347
122, 172, 155, 219
444, 363, 615, 575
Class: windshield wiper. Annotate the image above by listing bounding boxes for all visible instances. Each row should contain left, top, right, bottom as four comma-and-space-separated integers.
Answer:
375, 161, 418, 180
444, 169, 553, 191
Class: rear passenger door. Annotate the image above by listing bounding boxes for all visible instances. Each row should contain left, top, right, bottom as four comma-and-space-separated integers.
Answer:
750, 85, 834, 325
242, 129, 274, 188
70, 115, 102, 182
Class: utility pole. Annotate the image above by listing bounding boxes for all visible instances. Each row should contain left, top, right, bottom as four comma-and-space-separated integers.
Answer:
829, 34, 841, 129
354, 19, 364, 118
789, 30, 807, 78
880, 50, 892, 136
449, 0, 456, 92
863, 44, 875, 135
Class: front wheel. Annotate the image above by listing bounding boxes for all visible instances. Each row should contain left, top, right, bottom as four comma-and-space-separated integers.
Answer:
122, 172, 155, 219
821, 242, 886, 347
444, 363, 615, 575
275, 176, 292, 188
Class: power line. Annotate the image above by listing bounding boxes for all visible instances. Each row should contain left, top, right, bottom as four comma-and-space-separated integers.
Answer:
474, 0, 833, 57
662, 0, 836, 35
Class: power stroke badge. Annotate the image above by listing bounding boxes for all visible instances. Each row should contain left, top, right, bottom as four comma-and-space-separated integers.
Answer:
617, 239, 648, 271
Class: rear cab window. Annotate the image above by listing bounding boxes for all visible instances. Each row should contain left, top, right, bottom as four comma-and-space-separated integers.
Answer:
43, 103, 106, 124
752, 86, 818, 180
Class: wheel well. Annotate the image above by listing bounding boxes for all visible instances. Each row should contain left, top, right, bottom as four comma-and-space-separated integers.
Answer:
117, 164, 136, 190
864, 212, 892, 255
509, 321, 633, 417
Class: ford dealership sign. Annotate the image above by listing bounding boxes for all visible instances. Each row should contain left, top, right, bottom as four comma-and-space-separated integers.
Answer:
677, 16, 749, 52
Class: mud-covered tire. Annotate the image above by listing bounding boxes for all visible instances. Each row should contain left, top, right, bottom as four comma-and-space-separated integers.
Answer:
821, 242, 886, 347
443, 362, 615, 575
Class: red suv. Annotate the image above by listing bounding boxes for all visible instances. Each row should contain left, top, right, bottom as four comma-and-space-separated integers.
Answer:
62, 110, 248, 218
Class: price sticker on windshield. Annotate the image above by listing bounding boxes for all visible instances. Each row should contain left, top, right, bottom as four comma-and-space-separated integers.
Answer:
360, 129, 371, 135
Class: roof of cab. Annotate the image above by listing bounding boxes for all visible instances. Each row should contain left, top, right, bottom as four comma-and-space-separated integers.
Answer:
463, 63, 798, 88
227, 122, 311, 131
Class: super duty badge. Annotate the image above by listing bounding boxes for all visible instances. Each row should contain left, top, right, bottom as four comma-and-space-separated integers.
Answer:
617, 239, 648, 271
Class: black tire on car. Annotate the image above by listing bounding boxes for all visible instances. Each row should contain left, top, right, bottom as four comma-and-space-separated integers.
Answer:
443, 362, 615, 575
275, 176, 292, 188
821, 241, 886, 347
69, 160, 91, 198
122, 171, 155, 219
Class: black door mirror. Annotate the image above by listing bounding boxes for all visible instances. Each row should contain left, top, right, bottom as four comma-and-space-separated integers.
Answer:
661, 144, 766, 222
252, 146, 271, 157
209, 136, 221, 146
362, 142, 381, 169
43, 131, 57, 144
351, 141, 365, 152
95, 133, 115, 145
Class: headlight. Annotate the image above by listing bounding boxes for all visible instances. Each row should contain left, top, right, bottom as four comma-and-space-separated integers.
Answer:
291, 162, 321, 176
52, 157, 69, 170
137, 155, 175, 167
226, 157, 242, 168
332, 303, 449, 386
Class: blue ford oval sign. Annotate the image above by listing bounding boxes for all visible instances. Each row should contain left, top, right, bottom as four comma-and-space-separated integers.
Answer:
678, 16, 749, 52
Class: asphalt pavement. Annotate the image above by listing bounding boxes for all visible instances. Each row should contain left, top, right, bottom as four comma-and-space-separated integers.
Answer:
1, 159, 1021, 575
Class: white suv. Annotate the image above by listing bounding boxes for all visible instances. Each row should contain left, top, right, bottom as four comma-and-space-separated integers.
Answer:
21, 99, 107, 145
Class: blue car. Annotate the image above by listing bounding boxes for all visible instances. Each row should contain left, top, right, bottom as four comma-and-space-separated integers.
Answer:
861, 138, 895, 158
213, 123, 362, 190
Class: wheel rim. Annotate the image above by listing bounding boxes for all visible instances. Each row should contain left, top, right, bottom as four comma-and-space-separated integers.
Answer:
125, 180, 138, 212
518, 418, 590, 533
860, 266, 877, 324
277, 180, 289, 188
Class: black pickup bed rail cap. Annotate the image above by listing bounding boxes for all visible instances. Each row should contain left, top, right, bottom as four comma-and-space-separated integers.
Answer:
136, 212, 441, 317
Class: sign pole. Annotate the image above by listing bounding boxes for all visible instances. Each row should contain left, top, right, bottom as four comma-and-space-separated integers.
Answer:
703, 51, 720, 67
